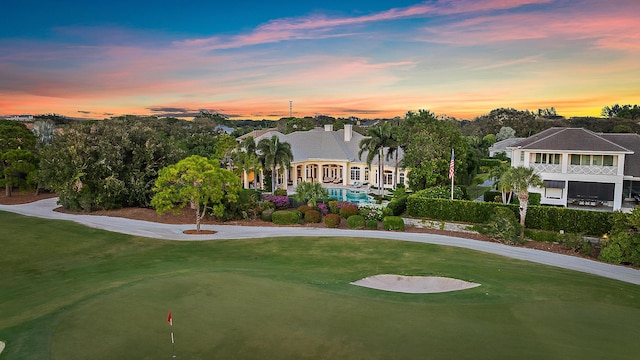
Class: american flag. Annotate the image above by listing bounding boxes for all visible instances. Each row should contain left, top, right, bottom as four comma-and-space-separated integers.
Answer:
448, 149, 455, 180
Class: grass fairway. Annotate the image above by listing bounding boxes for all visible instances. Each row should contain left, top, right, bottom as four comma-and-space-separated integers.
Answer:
1, 211, 639, 359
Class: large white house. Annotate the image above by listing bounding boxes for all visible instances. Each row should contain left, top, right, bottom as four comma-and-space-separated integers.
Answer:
238, 124, 408, 190
508, 127, 640, 211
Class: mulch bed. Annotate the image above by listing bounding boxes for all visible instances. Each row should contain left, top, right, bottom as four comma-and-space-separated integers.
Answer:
1, 192, 603, 260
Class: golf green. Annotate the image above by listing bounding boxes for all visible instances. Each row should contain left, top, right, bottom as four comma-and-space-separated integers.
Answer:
1, 211, 639, 359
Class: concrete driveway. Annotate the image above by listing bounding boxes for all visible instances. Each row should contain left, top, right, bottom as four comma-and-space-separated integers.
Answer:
1, 197, 639, 285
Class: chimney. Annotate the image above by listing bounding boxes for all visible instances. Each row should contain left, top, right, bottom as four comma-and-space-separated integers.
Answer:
324, 124, 333, 132
344, 124, 353, 142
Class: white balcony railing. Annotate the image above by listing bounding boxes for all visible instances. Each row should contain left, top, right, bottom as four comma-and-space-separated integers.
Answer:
567, 165, 617, 175
531, 163, 562, 173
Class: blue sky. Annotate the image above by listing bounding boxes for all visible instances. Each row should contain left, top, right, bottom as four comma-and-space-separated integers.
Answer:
2, 0, 639, 120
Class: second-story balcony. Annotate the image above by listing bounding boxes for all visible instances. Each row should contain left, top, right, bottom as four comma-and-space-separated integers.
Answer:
531, 163, 561, 173
568, 165, 617, 176
531, 163, 618, 176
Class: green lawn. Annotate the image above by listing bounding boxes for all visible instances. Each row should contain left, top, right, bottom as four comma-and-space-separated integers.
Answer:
1, 211, 639, 359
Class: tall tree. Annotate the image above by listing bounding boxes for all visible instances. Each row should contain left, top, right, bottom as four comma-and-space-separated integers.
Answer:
0, 120, 37, 196
151, 155, 241, 232
257, 135, 293, 192
396, 110, 467, 191
359, 122, 393, 195
501, 166, 543, 238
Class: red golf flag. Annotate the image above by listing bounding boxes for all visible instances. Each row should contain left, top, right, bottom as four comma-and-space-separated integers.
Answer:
167, 312, 172, 326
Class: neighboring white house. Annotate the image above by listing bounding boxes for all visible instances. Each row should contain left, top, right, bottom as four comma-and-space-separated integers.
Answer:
488, 137, 524, 158
237, 124, 408, 190
508, 127, 640, 211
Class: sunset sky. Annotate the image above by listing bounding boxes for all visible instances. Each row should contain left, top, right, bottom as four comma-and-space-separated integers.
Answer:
2, 0, 639, 120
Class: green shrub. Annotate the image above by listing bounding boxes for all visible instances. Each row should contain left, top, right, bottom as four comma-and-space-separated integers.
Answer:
347, 215, 365, 229
324, 213, 341, 228
562, 233, 593, 256
382, 216, 405, 231
480, 158, 503, 168
484, 191, 503, 202
513, 192, 541, 206
273, 188, 288, 196
407, 196, 612, 236
386, 194, 408, 216
272, 210, 301, 225
365, 219, 379, 230
328, 200, 339, 214
524, 229, 563, 243
414, 185, 466, 200
260, 209, 274, 222
479, 207, 522, 244
304, 209, 322, 223
297, 205, 311, 214
339, 204, 359, 218
599, 232, 640, 266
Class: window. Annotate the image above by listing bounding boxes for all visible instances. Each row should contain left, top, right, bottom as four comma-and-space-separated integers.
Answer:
603, 155, 614, 166
520, 151, 525, 162
534, 153, 560, 164
571, 154, 616, 167
350, 167, 360, 181
364, 168, 369, 182
581, 155, 590, 165
384, 171, 393, 185
570, 154, 580, 165
399, 172, 405, 185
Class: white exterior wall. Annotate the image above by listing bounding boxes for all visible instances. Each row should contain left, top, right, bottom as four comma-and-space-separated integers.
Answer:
511, 148, 626, 210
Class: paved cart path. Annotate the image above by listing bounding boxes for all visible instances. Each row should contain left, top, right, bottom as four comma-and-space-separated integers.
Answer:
2, 198, 639, 285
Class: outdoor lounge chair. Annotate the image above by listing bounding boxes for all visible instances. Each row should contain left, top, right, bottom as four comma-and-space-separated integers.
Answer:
323, 177, 333, 183
333, 178, 342, 184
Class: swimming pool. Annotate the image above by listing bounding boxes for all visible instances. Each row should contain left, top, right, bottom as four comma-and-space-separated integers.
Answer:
326, 187, 375, 205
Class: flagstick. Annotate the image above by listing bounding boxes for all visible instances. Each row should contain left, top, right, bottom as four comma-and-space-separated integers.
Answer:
170, 323, 176, 358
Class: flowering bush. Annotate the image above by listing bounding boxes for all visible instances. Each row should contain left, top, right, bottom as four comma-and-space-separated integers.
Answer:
328, 200, 357, 214
316, 203, 329, 216
261, 194, 290, 209
359, 204, 384, 221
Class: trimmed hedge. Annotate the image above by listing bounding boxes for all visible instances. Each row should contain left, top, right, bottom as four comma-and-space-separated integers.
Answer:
339, 204, 359, 218
260, 209, 274, 222
324, 213, 341, 228
272, 210, 302, 225
347, 215, 365, 229
365, 219, 379, 230
484, 191, 502, 202
304, 209, 322, 223
406, 195, 612, 236
480, 158, 504, 168
383, 216, 405, 231
386, 194, 408, 216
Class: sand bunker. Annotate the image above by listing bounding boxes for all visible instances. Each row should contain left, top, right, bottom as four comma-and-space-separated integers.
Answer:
350, 274, 480, 294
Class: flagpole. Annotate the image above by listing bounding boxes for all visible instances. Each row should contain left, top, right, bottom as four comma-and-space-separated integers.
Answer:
168, 312, 176, 358
450, 148, 454, 200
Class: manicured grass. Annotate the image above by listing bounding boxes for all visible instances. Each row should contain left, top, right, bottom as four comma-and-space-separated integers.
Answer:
1, 211, 639, 359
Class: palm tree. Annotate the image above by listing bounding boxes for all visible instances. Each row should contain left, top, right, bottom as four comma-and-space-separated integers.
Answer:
501, 166, 543, 238
239, 136, 261, 189
257, 135, 293, 192
358, 123, 393, 196
294, 181, 328, 207
385, 124, 400, 189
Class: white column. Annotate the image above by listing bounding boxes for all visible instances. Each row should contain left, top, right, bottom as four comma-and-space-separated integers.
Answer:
613, 181, 623, 211
561, 153, 569, 174
243, 170, 249, 189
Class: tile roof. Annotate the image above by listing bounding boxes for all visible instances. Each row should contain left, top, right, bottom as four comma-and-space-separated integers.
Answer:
599, 133, 640, 177
509, 127, 633, 153
250, 127, 402, 165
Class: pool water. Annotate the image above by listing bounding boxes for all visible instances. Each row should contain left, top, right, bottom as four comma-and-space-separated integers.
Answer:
326, 187, 375, 205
